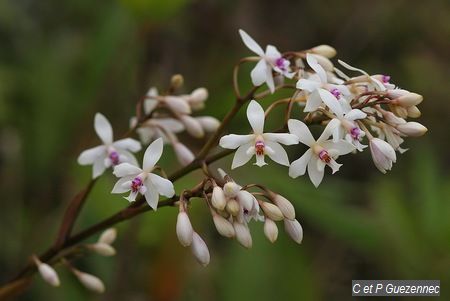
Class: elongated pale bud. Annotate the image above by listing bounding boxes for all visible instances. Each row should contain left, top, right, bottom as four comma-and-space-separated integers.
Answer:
173, 142, 195, 166
164, 96, 191, 114
98, 228, 117, 245
311, 45, 336, 58
369, 138, 396, 174
390, 105, 408, 118
387, 89, 409, 99
179, 115, 204, 138
211, 186, 227, 210
226, 199, 240, 216
407, 105, 421, 118
73, 269, 105, 293
311, 54, 334, 71
236, 190, 255, 211
213, 214, 235, 238
223, 182, 240, 198
190, 87, 208, 103
260, 202, 284, 221
196, 116, 220, 132
33, 256, 60, 287
233, 222, 252, 248
272, 194, 295, 220
284, 219, 303, 244
396, 122, 427, 137
170, 74, 184, 89
87, 243, 116, 256
176, 211, 194, 247
191, 232, 210, 266
393, 93, 423, 107
264, 219, 278, 243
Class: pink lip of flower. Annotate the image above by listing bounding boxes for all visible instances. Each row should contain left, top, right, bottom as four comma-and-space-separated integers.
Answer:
318, 149, 331, 163
382, 75, 391, 83
330, 88, 341, 99
350, 127, 361, 140
130, 177, 143, 193
255, 140, 265, 155
108, 151, 120, 165
275, 57, 287, 71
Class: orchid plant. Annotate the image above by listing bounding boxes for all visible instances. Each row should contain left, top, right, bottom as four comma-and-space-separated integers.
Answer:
1, 29, 427, 298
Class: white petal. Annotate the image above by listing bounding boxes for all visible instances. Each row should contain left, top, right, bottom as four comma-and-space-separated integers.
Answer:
148, 173, 175, 198
143, 180, 159, 210
317, 118, 340, 143
113, 163, 142, 178
262, 133, 299, 145
143, 138, 163, 171
77, 145, 105, 165
251, 59, 268, 86
318, 88, 343, 118
289, 149, 312, 178
143, 99, 158, 115
303, 90, 323, 112
247, 100, 265, 134
307, 157, 324, 187
156, 118, 184, 133
265, 141, 290, 166
306, 53, 327, 83
219, 134, 254, 149
265, 64, 275, 93
93, 156, 107, 178
111, 176, 133, 194
265, 45, 281, 60
117, 149, 138, 166
296, 78, 321, 92
238, 29, 264, 56
287, 119, 315, 147
345, 109, 367, 121
255, 154, 267, 167
94, 113, 113, 145
338, 60, 368, 75
113, 138, 141, 152
232, 143, 254, 169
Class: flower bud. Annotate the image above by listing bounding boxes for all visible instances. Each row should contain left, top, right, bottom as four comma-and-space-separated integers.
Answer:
179, 115, 204, 138
190, 87, 208, 103
170, 74, 184, 89
211, 186, 227, 210
311, 45, 336, 58
87, 243, 116, 256
191, 232, 210, 266
396, 122, 427, 137
311, 54, 334, 71
223, 182, 240, 198
164, 96, 191, 114
369, 138, 396, 174
73, 270, 105, 293
98, 228, 117, 245
213, 214, 235, 238
173, 142, 195, 166
196, 116, 220, 132
236, 190, 255, 211
260, 202, 284, 221
226, 199, 240, 216
407, 105, 421, 118
34, 257, 60, 287
284, 219, 303, 244
390, 105, 408, 118
264, 219, 278, 243
233, 222, 252, 248
394, 93, 423, 107
272, 194, 295, 220
176, 211, 194, 247
387, 89, 409, 99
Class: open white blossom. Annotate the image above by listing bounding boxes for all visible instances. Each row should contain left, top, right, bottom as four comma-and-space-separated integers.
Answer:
288, 119, 355, 187
239, 29, 294, 93
78, 113, 141, 179
219, 100, 298, 168
111, 138, 175, 209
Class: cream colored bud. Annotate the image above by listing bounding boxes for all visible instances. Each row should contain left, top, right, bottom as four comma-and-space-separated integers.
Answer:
98, 228, 117, 245
395, 93, 423, 107
191, 232, 210, 266
88, 243, 116, 256
223, 182, 240, 198
213, 214, 235, 238
260, 202, 284, 221
396, 122, 427, 137
179, 115, 204, 138
170, 74, 184, 89
190, 87, 208, 103
272, 194, 295, 220
264, 219, 278, 243
311, 54, 334, 71
173, 142, 195, 166
233, 222, 252, 248
74, 270, 105, 293
387, 88, 409, 99
196, 116, 220, 132
164, 96, 191, 114
284, 219, 303, 244
369, 138, 396, 174
407, 105, 421, 118
226, 199, 240, 216
311, 45, 336, 58
176, 211, 194, 247
236, 190, 255, 211
212, 186, 227, 210
34, 257, 60, 287
390, 105, 408, 118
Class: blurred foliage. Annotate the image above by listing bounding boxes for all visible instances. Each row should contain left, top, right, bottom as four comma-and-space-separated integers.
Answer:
0, 0, 449, 300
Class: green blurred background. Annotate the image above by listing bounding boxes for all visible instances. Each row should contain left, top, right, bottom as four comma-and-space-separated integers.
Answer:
1, 0, 449, 300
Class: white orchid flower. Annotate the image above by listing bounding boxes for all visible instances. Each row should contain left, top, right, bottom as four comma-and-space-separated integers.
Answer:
111, 138, 175, 209
288, 119, 355, 187
239, 29, 294, 93
297, 53, 351, 112
219, 100, 299, 169
78, 113, 141, 179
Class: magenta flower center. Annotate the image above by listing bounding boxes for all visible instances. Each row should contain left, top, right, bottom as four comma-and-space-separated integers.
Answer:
382, 75, 391, 83
350, 127, 361, 140
108, 151, 120, 165
330, 88, 341, 99
255, 140, 265, 156
318, 149, 331, 163
275, 57, 287, 71
131, 177, 143, 193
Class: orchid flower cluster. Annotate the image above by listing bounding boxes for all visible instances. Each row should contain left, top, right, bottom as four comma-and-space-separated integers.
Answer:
25, 29, 427, 295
